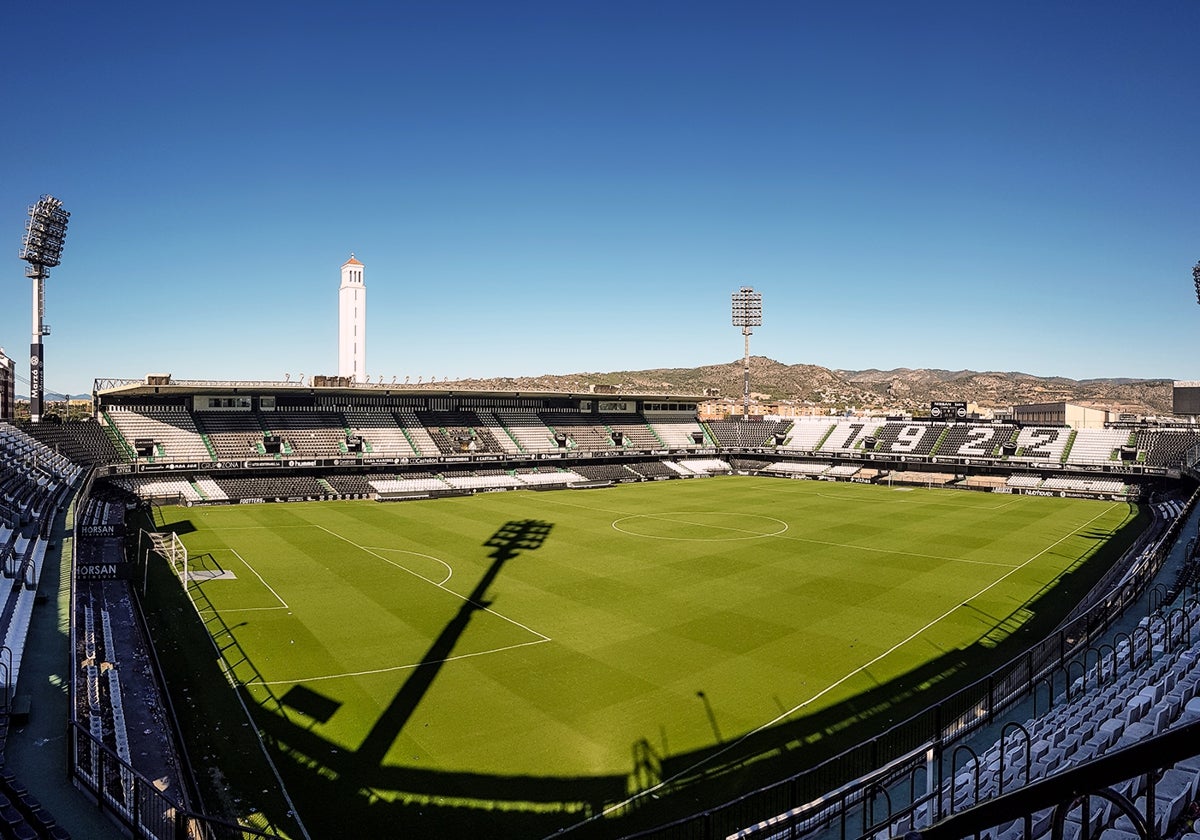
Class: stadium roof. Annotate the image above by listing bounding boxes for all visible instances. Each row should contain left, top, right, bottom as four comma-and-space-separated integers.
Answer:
92, 376, 704, 403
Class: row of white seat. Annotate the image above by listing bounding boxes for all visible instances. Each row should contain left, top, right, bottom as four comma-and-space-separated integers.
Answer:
100, 408, 717, 461
768, 421, 1145, 465
895, 602, 1200, 840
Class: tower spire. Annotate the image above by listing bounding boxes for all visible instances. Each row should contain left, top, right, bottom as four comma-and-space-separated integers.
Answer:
338, 254, 366, 382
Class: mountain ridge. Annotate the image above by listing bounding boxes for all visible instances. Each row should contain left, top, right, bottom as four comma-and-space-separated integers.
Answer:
437, 357, 1175, 415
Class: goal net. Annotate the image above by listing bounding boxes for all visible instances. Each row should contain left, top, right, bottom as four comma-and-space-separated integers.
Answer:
145, 529, 188, 585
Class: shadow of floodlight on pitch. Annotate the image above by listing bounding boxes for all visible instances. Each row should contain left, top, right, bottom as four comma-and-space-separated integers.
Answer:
354, 519, 554, 769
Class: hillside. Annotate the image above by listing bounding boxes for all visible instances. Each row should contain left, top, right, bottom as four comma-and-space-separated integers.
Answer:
436, 357, 1175, 415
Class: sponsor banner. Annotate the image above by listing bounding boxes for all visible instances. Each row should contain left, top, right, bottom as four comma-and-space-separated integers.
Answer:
285, 460, 318, 468
138, 461, 202, 472
245, 460, 282, 468
76, 562, 133, 580
30, 342, 43, 419
1017, 488, 1129, 501
80, 524, 124, 538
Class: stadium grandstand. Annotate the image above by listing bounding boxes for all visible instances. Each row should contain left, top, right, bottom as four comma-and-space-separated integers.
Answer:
2, 373, 1200, 840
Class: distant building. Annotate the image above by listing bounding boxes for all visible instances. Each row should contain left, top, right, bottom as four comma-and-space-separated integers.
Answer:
1012, 402, 1109, 429
698, 398, 827, 420
0, 348, 12, 421
1173, 381, 1200, 417
338, 254, 366, 383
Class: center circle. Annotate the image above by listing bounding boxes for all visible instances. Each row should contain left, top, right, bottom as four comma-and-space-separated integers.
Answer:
611, 512, 788, 541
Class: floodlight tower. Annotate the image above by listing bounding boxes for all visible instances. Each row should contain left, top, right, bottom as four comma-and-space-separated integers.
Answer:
731, 286, 763, 420
1193, 259, 1200, 306
18, 195, 70, 423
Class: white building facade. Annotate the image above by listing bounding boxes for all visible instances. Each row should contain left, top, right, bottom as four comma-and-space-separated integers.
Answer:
338, 254, 366, 383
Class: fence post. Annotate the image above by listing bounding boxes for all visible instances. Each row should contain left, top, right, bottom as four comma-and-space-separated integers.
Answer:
985, 676, 995, 724
64, 722, 73, 781
1027, 650, 1034, 702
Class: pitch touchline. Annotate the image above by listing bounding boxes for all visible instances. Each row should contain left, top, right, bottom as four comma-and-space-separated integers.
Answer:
812, 489, 1027, 511
586, 501, 1122, 824
746, 481, 1022, 511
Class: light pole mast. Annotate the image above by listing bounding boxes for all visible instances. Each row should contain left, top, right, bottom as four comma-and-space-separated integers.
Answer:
18, 195, 70, 423
731, 287, 763, 421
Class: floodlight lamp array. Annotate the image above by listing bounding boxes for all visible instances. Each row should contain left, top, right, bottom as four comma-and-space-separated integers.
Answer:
1193, 260, 1200, 306
19, 195, 70, 269
731, 286, 763, 327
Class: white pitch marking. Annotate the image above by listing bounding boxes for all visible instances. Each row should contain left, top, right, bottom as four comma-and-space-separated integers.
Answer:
249, 638, 552, 687
363, 547, 453, 586
308, 523, 551, 643
580, 501, 1124, 826
611, 512, 788, 541
230, 548, 290, 609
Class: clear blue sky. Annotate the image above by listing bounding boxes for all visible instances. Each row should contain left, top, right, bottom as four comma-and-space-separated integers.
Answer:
3, 1, 1197, 396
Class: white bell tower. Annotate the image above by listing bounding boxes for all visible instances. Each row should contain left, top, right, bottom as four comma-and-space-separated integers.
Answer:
338, 254, 366, 383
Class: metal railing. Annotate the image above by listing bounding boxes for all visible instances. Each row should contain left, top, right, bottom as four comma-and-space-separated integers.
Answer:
67, 473, 276, 839
70, 725, 274, 840
918, 719, 1200, 840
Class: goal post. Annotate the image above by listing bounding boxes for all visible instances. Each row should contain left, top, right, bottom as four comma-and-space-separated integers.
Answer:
144, 529, 188, 585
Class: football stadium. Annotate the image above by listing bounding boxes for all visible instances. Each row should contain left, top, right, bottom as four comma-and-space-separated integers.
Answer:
3, 236, 1200, 840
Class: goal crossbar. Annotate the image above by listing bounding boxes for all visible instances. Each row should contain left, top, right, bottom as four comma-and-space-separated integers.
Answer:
145, 529, 188, 584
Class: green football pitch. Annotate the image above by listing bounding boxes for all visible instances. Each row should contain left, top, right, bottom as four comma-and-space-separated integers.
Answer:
155, 476, 1136, 832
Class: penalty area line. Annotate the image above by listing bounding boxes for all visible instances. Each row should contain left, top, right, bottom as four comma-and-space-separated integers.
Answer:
248, 637, 552, 687
230, 548, 290, 610
309, 522, 553, 641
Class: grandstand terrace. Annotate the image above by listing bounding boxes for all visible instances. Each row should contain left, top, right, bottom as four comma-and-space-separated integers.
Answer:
0, 422, 89, 838
59, 379, 1199, 511
8, 377, 1200, 839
